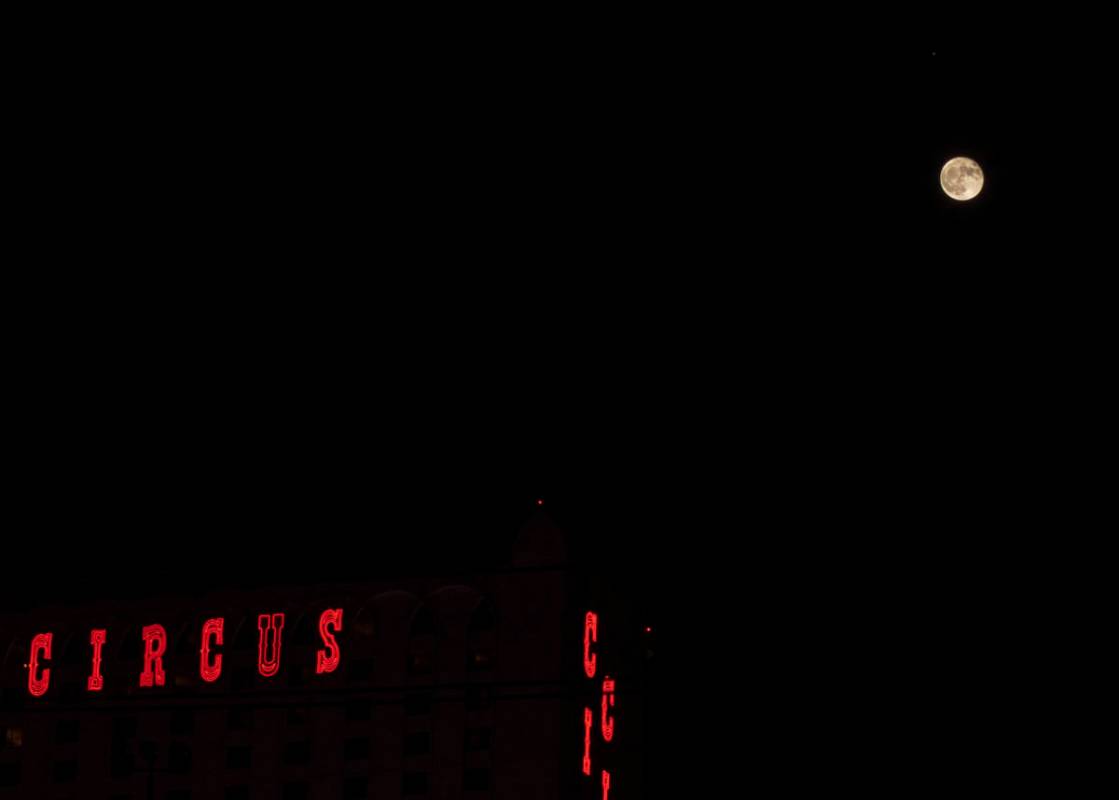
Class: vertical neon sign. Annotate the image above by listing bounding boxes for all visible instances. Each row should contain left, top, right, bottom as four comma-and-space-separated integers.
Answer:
584, 611, 598, 678
583, 706, 594, 775
580, 610, 615, 797
601, 676, 616, 742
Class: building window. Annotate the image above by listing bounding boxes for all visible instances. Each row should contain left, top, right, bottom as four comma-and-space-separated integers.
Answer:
169, 742, 193, 773
408, 651, 432, 675
467, 599, 497, 672
0, 762, 21, 787
402, 771, 429, 795
3, 726, 24, 748
282, 781, 309, 800
346, 699, 372, 722
110, 718, 136, 778
464, 767, 491, 791
465, 687, 492, 711
344, 775, 369, 798
408, 606, 438, 676
226, 746, 252, 770
171, 709, 195, 736
465, 728, 492, 752
404, 693, 432, 716
227, 707, 253, 732
112, 715, 138, 739
53, 759, 78, 783
111, 746, 134, 778
467, 649, 493, 671
281, 740, 311, 766
411, 606, 437, 636
404, 731, 431, 756
344, 737, 369, 761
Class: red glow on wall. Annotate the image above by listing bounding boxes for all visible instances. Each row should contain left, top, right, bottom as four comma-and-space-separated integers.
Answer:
87, 629, 106, 692
28, 633, 52, 697
315, 608, 343, 675
602, 769, 611, 799
139, 625, 167, 688
583, 706, 593, 775
257, 613, 285, 678
200, 618, 224, 683
584, 611, 598, 678
601, 676, 616, 742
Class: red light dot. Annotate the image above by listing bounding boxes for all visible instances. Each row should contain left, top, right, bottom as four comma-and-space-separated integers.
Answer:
644, 626, 652, 633
536, 499, 544, 506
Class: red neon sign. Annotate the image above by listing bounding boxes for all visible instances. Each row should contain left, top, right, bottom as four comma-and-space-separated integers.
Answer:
584, 611, 598, 679
601, 676, 616, 742
583, 706, 593, 776
28, 633, 52, 698
200, 618, 224, 683
257, 613, 285, 678
315, 608, 343, 675
22, 607, 351, 697
139, 625, 167, 688
580, 610, 618, 796
87, 629, 106, 692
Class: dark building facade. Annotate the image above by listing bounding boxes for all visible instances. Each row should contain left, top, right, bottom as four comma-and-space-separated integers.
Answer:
0, 516, 646, 799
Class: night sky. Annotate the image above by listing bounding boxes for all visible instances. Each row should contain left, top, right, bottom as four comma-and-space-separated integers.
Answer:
4, 27, 1103, 795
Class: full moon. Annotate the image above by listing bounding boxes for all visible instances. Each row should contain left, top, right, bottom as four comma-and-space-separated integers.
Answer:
940, 157, 984, 201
